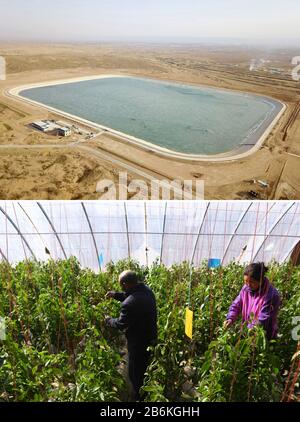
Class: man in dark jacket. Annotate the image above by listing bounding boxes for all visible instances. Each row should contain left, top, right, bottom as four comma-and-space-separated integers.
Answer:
105, 270, 157, 401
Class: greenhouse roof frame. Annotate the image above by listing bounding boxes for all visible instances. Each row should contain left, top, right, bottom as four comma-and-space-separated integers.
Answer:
0, 201, 299, 270
37, 202, 67, 260
0, 204, 37, 261
252, 202, 296, 262
81, 202, 101, 272
222, 202, 253, 265
0, 247, 8, 263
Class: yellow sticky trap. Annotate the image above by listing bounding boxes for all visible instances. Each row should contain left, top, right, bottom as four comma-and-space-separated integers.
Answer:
185, 308, 193, 339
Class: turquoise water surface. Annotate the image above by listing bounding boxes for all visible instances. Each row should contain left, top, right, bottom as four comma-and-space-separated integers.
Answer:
20, 77, 282, 155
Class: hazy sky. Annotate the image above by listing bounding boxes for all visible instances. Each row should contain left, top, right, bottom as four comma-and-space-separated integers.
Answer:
0, 0, 300, 44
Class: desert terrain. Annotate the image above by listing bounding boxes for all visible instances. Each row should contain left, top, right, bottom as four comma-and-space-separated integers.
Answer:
0, 43, 299, 200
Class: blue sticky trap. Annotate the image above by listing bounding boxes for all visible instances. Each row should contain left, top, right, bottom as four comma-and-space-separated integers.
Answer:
208, 258, 221, 269
99, 253, 104, 267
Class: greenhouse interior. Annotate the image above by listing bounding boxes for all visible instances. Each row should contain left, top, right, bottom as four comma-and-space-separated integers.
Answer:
0, 200, 299, 402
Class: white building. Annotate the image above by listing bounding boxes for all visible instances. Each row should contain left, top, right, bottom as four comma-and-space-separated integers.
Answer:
31, 120, 53, 133
31, 121, 72, 137
57, 127, 71, 137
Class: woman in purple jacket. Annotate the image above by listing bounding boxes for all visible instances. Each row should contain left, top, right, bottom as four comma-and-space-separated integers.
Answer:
224, 263, 281, 340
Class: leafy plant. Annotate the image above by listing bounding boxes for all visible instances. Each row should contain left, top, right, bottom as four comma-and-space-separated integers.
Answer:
0, 259, 299, 402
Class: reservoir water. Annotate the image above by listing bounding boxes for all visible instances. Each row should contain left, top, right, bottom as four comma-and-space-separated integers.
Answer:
20, 76, 283, 155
